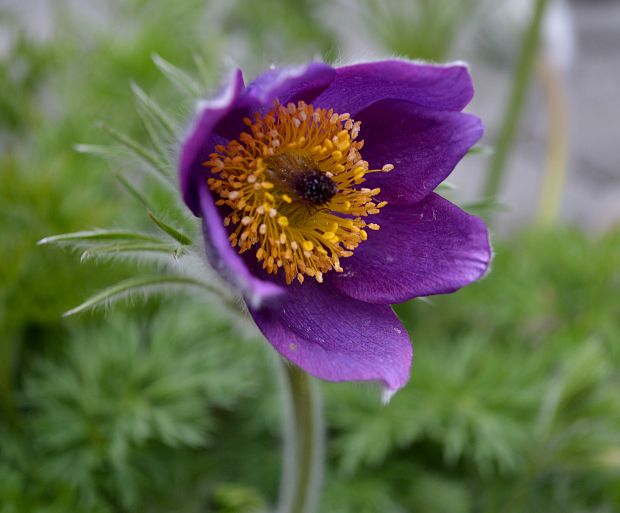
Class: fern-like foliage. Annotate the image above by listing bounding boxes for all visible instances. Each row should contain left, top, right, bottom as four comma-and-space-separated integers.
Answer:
14, 301, 273, 512
38, 55, 243, 321
321, 230, 620, 513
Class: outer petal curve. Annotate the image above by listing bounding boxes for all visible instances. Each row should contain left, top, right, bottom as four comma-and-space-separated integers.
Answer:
328, 193, 491, 304
313, 60, 474, 116
179, 68, 245, 216
249, 280, 412, 392
355, 99, 483, 205
198, 181, 284, 308
242, 61, 336, 109
214, 61, 336, 141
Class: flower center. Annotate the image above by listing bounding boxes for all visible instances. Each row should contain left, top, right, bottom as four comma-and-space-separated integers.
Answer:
295, 169, 338, 205
265, 153, 339, 206
204, 100, 393, 285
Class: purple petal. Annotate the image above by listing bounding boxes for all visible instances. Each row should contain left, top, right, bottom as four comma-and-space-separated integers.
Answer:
250, 281, 412, 392
198, 181, 284, 308
314, 60, 474, 116
179, 69, 245, 216
356, 99, 483, 205
244, 61, 336, 108
328, 193, 491, 304
214, 61, 336, 141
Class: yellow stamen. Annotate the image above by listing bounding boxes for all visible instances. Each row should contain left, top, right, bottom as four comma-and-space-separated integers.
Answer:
203, 100, 393, 284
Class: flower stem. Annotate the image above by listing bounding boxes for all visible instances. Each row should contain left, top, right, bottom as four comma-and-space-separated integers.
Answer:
276, 362, 324, 513
483, 0, 550, 207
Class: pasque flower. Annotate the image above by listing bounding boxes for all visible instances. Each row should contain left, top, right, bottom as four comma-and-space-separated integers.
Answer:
179, 60, 491, 394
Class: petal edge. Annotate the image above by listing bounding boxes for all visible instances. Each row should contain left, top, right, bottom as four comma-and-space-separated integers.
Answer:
250, 281, 413, 392
356, 99, 483, 205
328, 194, 492, 304
179, 68, 245, 216
198, 181, 284, 308
314, 60, 475, 115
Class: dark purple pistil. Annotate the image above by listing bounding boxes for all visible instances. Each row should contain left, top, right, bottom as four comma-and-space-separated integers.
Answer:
265, 153, 338, 206
294, 169, 338, 205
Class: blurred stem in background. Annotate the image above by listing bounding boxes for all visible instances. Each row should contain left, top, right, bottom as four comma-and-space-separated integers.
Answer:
277, 363, 324, 513
483, 0, 550, 213
363, 0, 478, 61
536, 55, 569, 226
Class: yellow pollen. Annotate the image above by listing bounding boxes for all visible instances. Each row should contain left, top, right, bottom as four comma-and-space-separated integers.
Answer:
203, 100, 393, 284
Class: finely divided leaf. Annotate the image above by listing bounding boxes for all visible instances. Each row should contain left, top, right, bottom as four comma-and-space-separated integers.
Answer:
152, 53, 202, 97
79, 242, 185, 262
98, 122, 172, 182
114, 173, 156, 211
148, 211, 193, 245
131, 82, 178, 137
467, 145, 493, 156
38, 229, 162, 246
74, 143, 131, 159
63, 275, 215, 317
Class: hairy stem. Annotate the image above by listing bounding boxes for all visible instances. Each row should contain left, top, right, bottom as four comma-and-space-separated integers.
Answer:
483, 0, 550, 209
276, 362, 324, 513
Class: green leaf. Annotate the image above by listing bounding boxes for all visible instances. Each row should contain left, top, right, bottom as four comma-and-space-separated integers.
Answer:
461, 198, 508, 216
131, 82, 178, 164
74, 143, 130, 159
436, 181, 456, 192
38, 229, 162, 246
467, 144, 493, 156
63, 275, 216, 317
152, 53, 202, 97
130, 82, 178, 137
114, 173, 156, 211
193, 53, 212, 89
98, 122, 172, 181
148, 211, 193, 245
79, 242, 185, 262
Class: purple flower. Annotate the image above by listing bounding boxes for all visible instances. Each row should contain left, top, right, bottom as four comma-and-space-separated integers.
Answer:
179, 60, 491, 394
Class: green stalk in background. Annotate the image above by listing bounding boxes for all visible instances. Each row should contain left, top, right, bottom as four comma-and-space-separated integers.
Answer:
483, 0, 550, 210
536, 56, 569, 225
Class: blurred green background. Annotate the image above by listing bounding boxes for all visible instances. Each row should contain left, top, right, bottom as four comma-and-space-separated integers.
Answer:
1, 0, 619, 512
